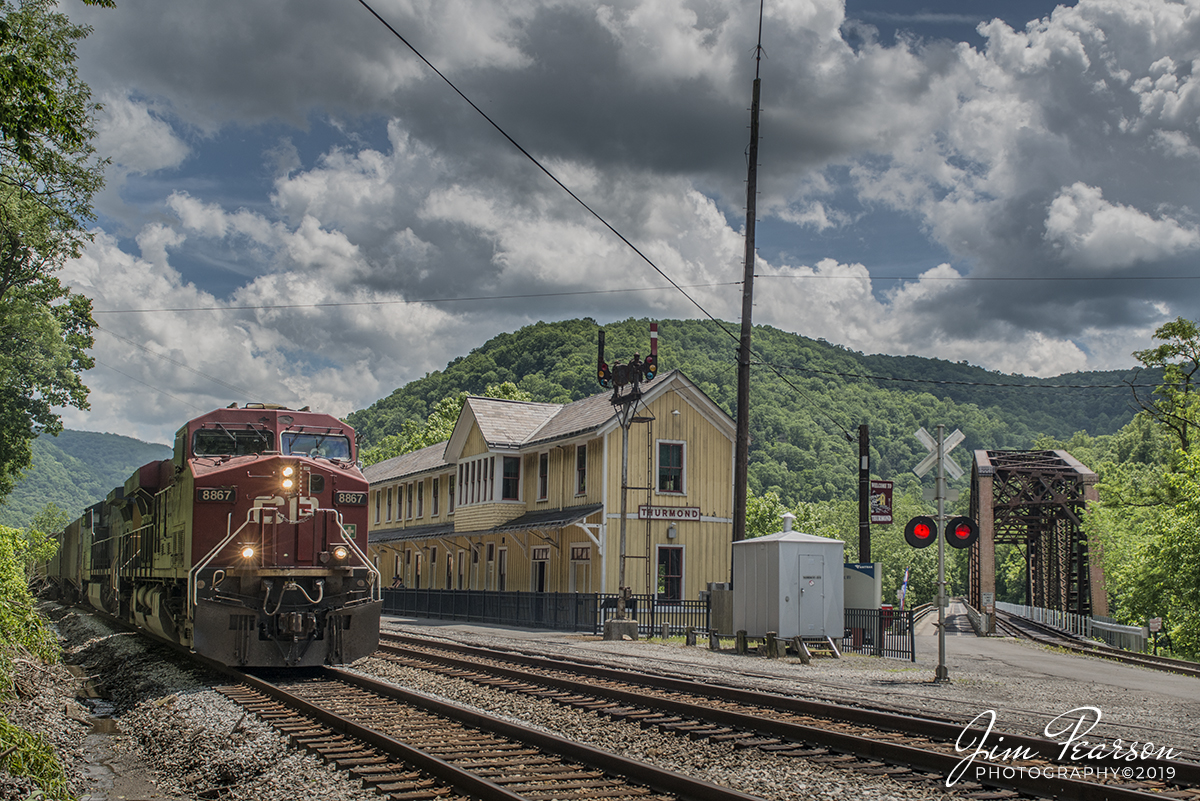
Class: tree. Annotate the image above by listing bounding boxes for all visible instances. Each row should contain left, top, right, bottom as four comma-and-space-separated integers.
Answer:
0, 0, 108, 502
1131, 317, 1200, 453
361, 382, 533, 466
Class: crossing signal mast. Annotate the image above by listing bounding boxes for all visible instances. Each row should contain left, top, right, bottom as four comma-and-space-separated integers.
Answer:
598, 323, 659, 631
904, 424, 977, 682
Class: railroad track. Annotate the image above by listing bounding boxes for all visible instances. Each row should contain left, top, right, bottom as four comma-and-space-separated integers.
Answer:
217, 667, 770, 801
367, 631, 1200, 801
994, 610, 1200, 679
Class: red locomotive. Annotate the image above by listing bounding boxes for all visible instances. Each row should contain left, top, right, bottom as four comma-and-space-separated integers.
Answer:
47, 404, 381, 667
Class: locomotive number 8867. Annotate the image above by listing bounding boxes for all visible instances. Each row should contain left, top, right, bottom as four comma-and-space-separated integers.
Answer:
46, 403, 382, 667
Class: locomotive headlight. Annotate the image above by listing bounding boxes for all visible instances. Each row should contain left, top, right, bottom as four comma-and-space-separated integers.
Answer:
241, 546, 256, 560
281, 465, 295, 491
332, 545, 349, 561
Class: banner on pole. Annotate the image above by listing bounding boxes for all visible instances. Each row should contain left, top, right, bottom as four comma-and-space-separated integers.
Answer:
869, 480, 894, 524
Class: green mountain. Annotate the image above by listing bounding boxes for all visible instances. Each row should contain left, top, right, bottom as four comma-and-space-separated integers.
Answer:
348, 318, 1149, 505
0, 430, 172, 530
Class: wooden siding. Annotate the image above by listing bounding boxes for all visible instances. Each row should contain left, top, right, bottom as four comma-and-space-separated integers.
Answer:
367, 375, 733, 597
367, 470, 456, 536
600, 387, 732, 599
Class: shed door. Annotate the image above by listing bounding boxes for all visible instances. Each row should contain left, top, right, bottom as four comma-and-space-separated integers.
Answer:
798, 554, 825, 636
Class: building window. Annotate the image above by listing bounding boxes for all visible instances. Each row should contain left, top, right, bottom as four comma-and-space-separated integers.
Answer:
407, 483, 414, 519
374, 491, 381, 524
386, 487, 393, 521
576, 444, 587, 495
538, 452, 549, 500
658, 441, 685, 494
416, 482, 424, 518
502, 456, 520, 500
448, 475, 455, 514
432, 478, 440, 517
657, 546, 683, 602
458, 464, 465, 505
488, 457, 496, 501
487, 542, 495, 562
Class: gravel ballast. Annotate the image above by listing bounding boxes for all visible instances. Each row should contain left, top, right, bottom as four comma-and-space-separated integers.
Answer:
5, 607, 1196, 801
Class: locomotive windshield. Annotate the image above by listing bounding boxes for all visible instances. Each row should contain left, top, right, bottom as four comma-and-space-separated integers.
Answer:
193, 427, 274, 457
281, 432, 352, 461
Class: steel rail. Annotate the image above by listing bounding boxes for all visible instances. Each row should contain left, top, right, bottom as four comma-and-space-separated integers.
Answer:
996, 610, 1200, 678
377, 632, 1199, 799
327, 666, 770, 801
232, 668, 533, 801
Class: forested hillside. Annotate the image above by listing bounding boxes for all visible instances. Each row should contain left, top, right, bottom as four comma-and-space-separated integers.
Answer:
0, 431, 172, 529
348, 318, 1147, 505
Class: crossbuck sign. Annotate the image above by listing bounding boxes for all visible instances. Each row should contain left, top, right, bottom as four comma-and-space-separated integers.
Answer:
912, 426, 965, 480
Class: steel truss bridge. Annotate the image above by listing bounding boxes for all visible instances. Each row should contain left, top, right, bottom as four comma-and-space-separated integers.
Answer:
969, 450, 1106, 631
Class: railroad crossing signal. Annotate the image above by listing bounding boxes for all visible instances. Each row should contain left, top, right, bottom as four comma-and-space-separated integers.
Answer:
904, 516, 937, 549
912, 426, 964, 479
944, 516, 978, 549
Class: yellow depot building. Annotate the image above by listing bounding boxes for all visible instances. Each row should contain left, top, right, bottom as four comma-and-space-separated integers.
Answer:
364, 370, 735, 601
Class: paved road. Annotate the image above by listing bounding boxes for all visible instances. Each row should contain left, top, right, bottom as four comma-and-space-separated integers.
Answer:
915, 601, 1197, 697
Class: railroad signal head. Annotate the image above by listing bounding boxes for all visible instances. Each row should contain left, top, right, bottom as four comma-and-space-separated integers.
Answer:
904, 516, 937, 549
945, 516, 979, 549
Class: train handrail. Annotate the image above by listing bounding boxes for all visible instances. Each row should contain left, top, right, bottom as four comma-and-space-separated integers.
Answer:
188, 510, 254, 618
332, 509, 381, 601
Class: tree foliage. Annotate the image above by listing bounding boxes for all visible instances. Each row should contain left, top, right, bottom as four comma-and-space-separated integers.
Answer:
349, 318, 1144, 504
0, 0, 107, 504
1131, 317, 1200, 453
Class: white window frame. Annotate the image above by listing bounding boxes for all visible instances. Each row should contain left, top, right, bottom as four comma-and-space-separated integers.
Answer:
501, 455, 521, 501
537, 451, 549, 501
655, 544, 685, 603
575, 443, 587, 496
655, 439, 687, 496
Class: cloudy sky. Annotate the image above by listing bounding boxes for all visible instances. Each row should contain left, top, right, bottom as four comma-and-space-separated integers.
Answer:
56, 0, 1200, 444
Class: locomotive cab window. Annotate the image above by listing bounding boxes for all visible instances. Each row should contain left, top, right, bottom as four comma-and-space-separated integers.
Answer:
193, 428, 274, 457
281, 432, 351, 460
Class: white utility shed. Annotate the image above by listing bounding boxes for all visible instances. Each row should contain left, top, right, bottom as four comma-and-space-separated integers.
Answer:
732, 514, 844, 639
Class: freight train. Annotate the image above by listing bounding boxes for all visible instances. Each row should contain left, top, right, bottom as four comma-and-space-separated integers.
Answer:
46, 404, 382, 668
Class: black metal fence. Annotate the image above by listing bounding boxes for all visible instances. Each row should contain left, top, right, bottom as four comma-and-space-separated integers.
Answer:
382, 590, 914, 659
382, 588, 709, 636
840, 607, 916, 661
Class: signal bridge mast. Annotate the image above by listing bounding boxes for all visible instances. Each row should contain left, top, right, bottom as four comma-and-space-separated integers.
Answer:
597, 325, 659, 635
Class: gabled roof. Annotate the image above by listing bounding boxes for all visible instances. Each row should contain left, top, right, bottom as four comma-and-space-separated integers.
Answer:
466, 397, 562, 448
362, 440, 451, 485
377, 370, 734, 483
522, 392, 617, 448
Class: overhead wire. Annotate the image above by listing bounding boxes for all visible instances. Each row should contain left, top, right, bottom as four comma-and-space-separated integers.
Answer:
90, 282, 740, 315
93, 359, 206, 412
351, 0, 859, 443
756, 362, 1163, 389
756, 273, 1200, 282
95, 325, 254, 398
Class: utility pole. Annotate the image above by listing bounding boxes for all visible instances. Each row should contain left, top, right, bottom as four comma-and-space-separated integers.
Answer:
733, 0, 766, 545
858, 423, 870, 562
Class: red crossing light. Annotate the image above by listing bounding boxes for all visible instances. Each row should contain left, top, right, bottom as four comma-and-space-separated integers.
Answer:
945, 516, 979, 549
904, 516, 937, 549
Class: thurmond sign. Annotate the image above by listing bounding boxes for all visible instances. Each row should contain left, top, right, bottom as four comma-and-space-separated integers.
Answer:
638, 505, 701, 521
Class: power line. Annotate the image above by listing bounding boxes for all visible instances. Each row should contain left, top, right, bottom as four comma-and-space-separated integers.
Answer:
755, 273, 1200, 282
93, 359, 206, 412
758, 361, 1158, 389
91, 282, 740, 315
353, 0, 741, 343
352, 0, 859, 445
95, 325, 254, 398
